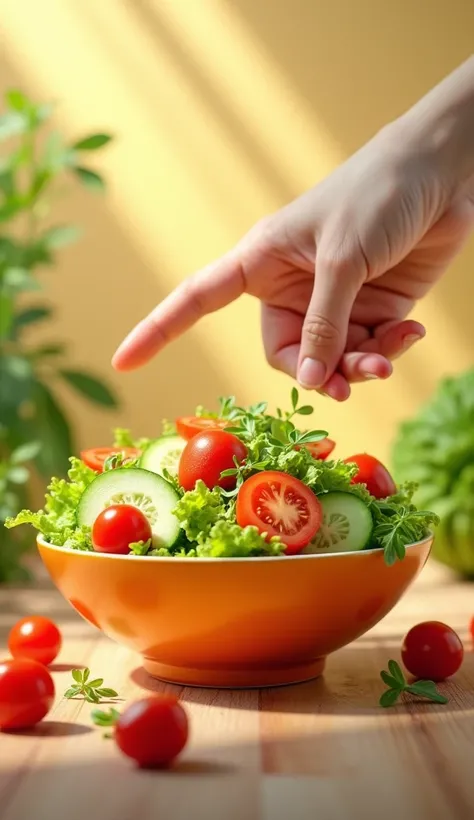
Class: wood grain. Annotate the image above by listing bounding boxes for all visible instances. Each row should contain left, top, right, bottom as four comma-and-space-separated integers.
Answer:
1, 560, 474, 820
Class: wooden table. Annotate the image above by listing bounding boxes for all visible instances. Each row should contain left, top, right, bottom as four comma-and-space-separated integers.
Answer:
1, 559, 474, 820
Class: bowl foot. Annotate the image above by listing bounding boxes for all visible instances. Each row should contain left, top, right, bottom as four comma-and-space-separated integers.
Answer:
142, 657, 326, 689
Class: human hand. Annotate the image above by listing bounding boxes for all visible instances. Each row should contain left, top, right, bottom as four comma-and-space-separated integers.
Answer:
113, 60, 474, 400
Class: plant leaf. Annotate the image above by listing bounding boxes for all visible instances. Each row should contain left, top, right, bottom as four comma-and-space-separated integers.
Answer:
71, 669, 83, 684
87, 678, 104, 688
388, 659, 406, 686
10, 441, 41, 464
73, 134, 112, 151
86, 690, 100, 704
379, 688, 401, 708
41, 225, 81, 249
64, 687, 80, 699
406, 681, 448, 704
13, 305, 52, 334
291, 386, 298, 411
0, 111, 26, 140
59, 369, 118, 408
73, 167, 105, 192
380, 670, 400, 689
7, 466, 30, 485
6, 89, 29, 112
31, 381, 74, 477
2, 268, 41, 293
0, 292, 13, 338
95, 688, 118, 698
295, 405, 314, 416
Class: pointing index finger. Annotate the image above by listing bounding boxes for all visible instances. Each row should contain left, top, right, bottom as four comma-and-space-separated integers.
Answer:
112, 253, 245, 371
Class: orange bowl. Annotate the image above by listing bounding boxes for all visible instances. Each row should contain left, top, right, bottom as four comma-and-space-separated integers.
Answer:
37, 534, 432, 688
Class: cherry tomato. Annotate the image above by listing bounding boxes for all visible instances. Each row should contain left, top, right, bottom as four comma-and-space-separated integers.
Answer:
92, 504, 152, 554
298, 438, 336, 460
344, 453, 396, 499
401, 621, 464, 681
8, 616, 62, 666
0, 658, 55, 730
236, 470, 322, 554
115, 696, 189, 768
175, 416, 229, 440
178, 430, 247, 491
81, 447, 141, 472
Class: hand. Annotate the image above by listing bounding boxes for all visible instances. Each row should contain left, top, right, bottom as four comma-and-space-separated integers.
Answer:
113, 62, 474, 400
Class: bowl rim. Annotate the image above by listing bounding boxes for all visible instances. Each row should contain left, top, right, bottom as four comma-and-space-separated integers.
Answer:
36, 531, 433, 563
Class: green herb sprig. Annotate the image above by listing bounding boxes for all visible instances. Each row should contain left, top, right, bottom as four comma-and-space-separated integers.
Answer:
379, 660, 448, 707
91, 706, 121, 738
64, 668, 118, 703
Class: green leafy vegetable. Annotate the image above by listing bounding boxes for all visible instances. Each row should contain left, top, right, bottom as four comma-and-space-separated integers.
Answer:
173, 480, 226, 542
196, 520, 283, 557
392, 368, 474, 575
379, 660, 448, 707
64, 667, 118, 704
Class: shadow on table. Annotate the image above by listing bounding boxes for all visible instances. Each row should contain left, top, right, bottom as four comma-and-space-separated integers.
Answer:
129, 640, 474, 718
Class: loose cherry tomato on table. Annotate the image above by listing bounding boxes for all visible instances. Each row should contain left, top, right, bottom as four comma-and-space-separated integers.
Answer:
81, 447, 141, 472
298, 438, 336, 460
178, 430, 247, 491
344, 453, 396, 499
92, 504, 152, 554
0, 658, 55, 730
115, 696, 189, 768
8, 616, 62, 666
236, 470, 322, 555
175, 416, 229, 440
401, 621, 464, 681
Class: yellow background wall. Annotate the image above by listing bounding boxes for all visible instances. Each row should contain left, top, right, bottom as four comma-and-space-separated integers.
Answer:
1, 0, 473, 466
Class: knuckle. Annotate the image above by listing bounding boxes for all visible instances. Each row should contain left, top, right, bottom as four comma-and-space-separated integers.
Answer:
303, 314, 341, 346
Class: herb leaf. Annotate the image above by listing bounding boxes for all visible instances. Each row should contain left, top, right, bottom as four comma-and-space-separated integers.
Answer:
379, 659, 448, 708
64, 668, 118, 703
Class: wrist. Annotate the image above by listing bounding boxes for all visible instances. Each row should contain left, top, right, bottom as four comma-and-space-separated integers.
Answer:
396, 56, 474, 194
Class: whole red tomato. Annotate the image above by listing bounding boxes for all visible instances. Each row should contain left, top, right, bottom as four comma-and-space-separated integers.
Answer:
92, 504, 152, 554
178, 430, 247, 491
344, 453, 396, 499
0, 658, 55, 730
401, 621, 464, 681
8, 616, 62, 666
115, 696, 189, 768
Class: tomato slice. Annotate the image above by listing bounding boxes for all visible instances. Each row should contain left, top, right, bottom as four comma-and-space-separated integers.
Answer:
81, 446, 141, 472
175, 416, 229, 440
236, 470, 322, 555
298, 438, 336, 460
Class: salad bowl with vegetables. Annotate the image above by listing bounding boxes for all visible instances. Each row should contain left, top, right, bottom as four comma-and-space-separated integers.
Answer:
6, 391, 437, 688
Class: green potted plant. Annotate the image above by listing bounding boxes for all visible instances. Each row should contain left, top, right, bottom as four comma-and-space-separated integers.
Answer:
392, 368, 474, 577
0, 89, 118, 582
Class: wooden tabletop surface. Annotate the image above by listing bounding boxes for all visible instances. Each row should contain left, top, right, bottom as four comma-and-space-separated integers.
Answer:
1, 558, 474, 820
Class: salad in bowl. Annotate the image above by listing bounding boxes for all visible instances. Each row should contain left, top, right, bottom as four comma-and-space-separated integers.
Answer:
6, 389, 438, 564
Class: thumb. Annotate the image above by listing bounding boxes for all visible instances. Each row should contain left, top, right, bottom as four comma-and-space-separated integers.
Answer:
297, 250, 366, 389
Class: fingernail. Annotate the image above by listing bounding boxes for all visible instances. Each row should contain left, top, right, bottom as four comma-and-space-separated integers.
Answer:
298, 358, 326, 389
403, 333, 423, 348
363, 373, 379, 380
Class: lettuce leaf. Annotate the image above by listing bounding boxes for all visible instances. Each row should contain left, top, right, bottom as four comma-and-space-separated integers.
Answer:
5, 458, 95, 546
173, 480, 226, 542
196, 520, 284, 558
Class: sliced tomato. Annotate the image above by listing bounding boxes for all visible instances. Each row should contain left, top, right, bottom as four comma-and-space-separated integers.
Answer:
175, 416, 229, 440
297, 438, 335, 460
236, 470, 322, 555
81, 446, 141, 472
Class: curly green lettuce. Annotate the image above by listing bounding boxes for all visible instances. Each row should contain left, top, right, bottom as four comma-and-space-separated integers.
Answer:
5, 458, 95, 548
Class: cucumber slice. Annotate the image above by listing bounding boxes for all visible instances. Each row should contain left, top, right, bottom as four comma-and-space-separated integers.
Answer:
77, 467, 180, 549
302, 491, 373, 554
139, 435, 185, 477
